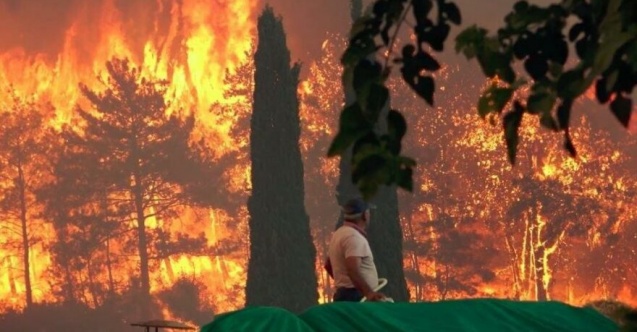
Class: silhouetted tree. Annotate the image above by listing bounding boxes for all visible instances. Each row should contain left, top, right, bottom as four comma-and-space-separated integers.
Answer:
157, 278, 213, 326
0, 96, 55, 308
332, 0, 409, 302
245, 6, 318, 312
54, 58, 215, 313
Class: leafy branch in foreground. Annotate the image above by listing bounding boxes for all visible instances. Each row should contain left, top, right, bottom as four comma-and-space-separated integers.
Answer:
328, 0, 637, 199
456, 0, 637, 163
327, 0, 462, 199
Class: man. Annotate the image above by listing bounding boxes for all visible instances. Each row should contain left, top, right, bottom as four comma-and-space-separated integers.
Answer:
326, 197, 386, 302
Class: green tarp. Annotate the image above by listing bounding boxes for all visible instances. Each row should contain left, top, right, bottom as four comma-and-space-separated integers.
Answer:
201, 299, 618, 332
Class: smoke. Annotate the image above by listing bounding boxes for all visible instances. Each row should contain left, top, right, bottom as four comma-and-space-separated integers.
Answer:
0, 0, 79, 55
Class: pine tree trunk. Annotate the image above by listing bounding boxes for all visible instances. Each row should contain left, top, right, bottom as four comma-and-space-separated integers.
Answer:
7, 256, 17, 295
64, 263, 76, 302
86, 256, 100, 308
134, 177, 151, 310
504, 234, 522, 299
17, 165, 33, 308
106, 238, 115, 294
535, 246, 548, 301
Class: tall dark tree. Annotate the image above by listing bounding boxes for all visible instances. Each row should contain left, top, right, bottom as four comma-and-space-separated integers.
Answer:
333, 0, 409, 302
0, 96, 55, 308
54, 58, 214, 313
245, 6, 318, 312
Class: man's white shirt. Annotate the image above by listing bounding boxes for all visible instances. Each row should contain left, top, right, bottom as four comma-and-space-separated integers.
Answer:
328, 225, 379, 290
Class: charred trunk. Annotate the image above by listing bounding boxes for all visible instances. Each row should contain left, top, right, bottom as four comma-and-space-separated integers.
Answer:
17, 165, 33, 308
134, 177, 151, 309
534, 245, 549, 301
106, 238, 115, 294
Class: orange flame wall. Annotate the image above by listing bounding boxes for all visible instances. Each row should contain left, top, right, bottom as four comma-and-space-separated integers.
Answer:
0, 0, 255, 134
1, 0, 637, 320
0, 0, 256, 316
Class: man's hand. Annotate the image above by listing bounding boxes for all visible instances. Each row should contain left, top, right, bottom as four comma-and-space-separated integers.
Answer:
364, 291, 386, 302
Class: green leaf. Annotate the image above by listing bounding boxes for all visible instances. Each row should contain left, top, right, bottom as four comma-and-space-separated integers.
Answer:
349, 16, 371, 39
610, 94, 633, 127
353, 59, 383, 94
416, 76, 435, 105
397, 155, 417, 168
605, 70, 619, 93
380, 133, 401, 155
455, 25, 488, 59
412, 0, 433, 27
423, 23, 451, 51
352, 153, 387, 184
478, 85, 514, 117
352, 152, 391, 200
556, 70, 585, 99
527, 92, 556, 114
540, 113, 559, 131
352, 133, 382, 162
341, 32, 380, 68
503, 102, 524, 164
592, 32, 633, 75
627, 42, 637, 72
415, 50, 441, 71
396, 166, 414, 191
365, 84, 389, 122
556, 99, 572, 130
524, 55, 549, 81
443, 3, 462, 25
568, 22, 585, 41
480, 52, 516, 83
548, 62, 563, 78
327, 103, 371, 157
564, 132, 577, 157
506, 2, 550, 30
400, 61, 435, 105
595, 78, 611, 103
380, 1, 406, 46
387, 109, 407, 142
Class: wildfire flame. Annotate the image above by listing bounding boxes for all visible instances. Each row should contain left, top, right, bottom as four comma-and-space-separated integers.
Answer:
1, 2, 636, 327
0, 0, 256, 318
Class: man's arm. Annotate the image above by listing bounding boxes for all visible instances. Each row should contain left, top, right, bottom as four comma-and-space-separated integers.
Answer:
344, 256, 384, 301
344, 256, 373, 295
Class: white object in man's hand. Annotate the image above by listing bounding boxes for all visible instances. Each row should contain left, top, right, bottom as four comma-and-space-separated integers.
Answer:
364, 291, 387, 302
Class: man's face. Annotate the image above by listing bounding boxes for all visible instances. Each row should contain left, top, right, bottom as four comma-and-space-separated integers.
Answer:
363, 209, 371, 228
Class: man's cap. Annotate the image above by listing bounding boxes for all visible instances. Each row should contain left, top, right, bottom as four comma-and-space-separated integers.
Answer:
342, 197, 375, 219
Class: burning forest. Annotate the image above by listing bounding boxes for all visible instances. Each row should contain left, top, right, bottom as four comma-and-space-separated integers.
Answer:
0, 0, 636, 331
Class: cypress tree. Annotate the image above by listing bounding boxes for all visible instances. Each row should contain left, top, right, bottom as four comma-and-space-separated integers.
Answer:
245, 6, 318, 312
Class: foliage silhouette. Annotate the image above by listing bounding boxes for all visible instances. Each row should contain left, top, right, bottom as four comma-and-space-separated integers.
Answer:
0, 93, 56, 308
45, 58, 217, 312
328, 0, 637, 199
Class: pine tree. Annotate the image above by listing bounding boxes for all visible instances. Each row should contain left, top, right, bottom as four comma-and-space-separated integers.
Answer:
54, 58, 214, 313
245, 6, 318, 312
0, 96, 55, 308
